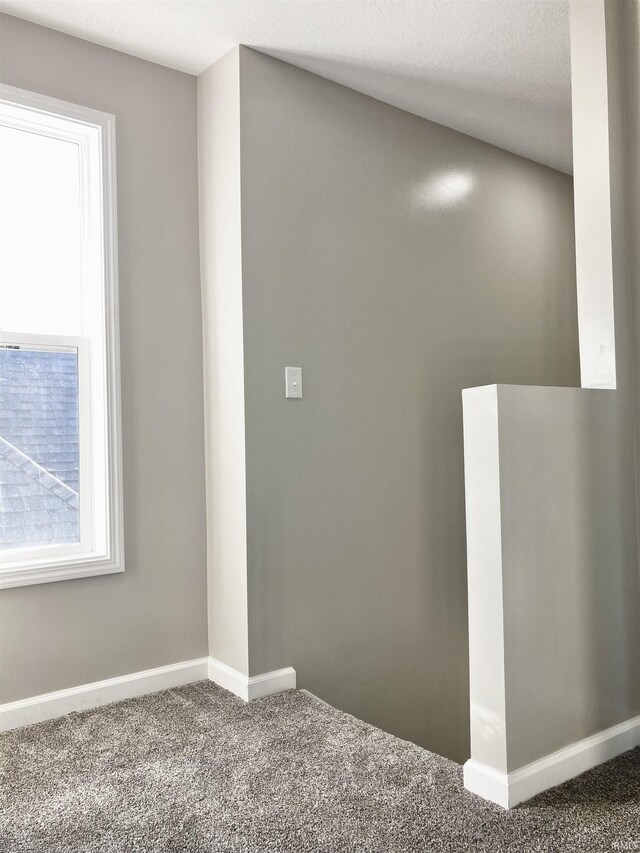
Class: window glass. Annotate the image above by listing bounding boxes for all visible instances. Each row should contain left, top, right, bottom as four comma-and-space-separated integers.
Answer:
0, 126, 83, 336
0, 345, 80, 549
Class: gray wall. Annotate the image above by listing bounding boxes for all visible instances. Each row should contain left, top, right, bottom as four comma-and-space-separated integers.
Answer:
497, 385, 640, 771
238, 48, 580, 762
0, 15, 208, 702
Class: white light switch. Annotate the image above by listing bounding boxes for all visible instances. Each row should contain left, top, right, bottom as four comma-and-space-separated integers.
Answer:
285, 366, 302, 399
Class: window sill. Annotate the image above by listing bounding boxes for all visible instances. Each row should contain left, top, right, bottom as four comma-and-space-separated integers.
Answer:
0, 551, 124, 589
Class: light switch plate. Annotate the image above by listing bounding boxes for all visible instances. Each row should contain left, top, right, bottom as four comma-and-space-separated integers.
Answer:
285, 366, 302, 399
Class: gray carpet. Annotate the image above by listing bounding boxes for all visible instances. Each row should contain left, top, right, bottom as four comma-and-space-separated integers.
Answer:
1, 682, 638, 852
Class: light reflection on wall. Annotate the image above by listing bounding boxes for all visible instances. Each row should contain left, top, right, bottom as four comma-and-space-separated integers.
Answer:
411, 170, 475, 210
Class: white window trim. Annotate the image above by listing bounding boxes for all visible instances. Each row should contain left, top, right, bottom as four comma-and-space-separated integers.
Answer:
0, 85, 124, 589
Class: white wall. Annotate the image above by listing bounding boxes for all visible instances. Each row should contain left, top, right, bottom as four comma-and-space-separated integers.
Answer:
198, 47, 249, 676
571, 0, 618, 388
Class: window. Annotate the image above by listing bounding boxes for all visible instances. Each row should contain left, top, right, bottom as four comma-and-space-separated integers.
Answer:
0, 86, 123, 587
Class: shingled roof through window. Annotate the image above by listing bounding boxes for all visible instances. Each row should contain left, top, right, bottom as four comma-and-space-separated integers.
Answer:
0, 349, 80, 549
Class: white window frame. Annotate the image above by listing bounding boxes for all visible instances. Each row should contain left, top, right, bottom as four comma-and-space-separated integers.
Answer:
0, 85, 124, 588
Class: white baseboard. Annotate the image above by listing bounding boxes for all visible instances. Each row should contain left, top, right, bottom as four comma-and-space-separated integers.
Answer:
464, 760, 511, 808
0, 657, 209, 733
207, 656, 296, 701
464, 714, 640, 808
0, 656, 297, 733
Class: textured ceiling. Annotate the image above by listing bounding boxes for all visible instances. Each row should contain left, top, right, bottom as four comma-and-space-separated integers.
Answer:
0, 1, 573, 173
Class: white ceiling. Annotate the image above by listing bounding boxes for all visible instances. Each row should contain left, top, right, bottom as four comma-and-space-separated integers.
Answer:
0, 1, 573, 173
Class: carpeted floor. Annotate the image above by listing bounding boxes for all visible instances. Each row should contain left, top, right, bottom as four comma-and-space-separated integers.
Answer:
1, 682, 638, 852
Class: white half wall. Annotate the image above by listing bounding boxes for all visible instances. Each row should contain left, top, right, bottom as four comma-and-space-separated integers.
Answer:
463, 384, 640, 805
462, 385, 507, 776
